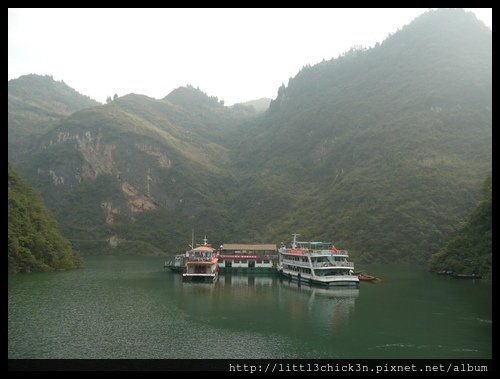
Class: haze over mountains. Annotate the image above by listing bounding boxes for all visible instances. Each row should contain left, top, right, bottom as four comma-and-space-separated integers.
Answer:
8, 9, 491, 271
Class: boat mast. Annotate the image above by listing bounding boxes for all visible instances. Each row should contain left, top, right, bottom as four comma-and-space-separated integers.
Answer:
189, 229, 194, 249
292, 233, 300, 249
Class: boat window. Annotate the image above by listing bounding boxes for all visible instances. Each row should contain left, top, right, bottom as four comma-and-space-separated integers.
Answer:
234, 260, 240, 264
263, 260, 269, 264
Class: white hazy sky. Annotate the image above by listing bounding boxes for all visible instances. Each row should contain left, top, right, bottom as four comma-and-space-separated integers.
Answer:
8, 8, 492, 106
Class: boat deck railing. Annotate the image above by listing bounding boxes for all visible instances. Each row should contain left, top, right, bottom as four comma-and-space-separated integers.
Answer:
188, 256, 214, 262
309, 250, 349, 256
312, 262, 354, 268
282, 258, 354, 268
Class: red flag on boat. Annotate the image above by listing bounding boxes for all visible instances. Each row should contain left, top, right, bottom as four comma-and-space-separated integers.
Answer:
332, 245, 338, 253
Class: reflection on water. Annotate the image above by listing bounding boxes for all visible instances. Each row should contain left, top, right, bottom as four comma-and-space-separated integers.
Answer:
171, 271, 359, 338
278, 278, 359, 333
9, 257, 491, 359
219, 273, 275, 288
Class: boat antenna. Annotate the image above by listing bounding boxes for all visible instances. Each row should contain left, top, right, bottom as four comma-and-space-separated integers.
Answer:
292, 233, 300, 249
188, 228, 194, 249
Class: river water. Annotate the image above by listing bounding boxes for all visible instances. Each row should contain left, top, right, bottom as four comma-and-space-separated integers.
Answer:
8, 256, 491, 359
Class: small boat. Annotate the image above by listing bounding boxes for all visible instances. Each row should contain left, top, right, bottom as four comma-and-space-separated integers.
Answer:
451, 273, 482, 279
358, 273, 376, 282
436, 270, 453, 275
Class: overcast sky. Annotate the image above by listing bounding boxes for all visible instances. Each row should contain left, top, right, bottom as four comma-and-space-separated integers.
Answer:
8, 8, 492, 106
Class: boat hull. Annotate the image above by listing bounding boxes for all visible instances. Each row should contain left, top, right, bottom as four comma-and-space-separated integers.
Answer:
280, 270, 359, 288
182, 272, 218, 283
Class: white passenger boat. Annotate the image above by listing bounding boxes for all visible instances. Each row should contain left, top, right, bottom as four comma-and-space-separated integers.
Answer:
277, 234, 359, 288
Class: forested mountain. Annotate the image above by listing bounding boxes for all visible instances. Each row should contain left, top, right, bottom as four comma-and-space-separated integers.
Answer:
428, 174, 491, 276
230, 8, 491, 263
8, 163, 82, 273
8, 74, 100, 160
9, 9, 491, 264
10, 88, 253, 255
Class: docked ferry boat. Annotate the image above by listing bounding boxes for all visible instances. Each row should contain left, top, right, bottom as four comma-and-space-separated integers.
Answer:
164, 254, 187, 272
182, 237, 219, 283
277, 234, 359, 288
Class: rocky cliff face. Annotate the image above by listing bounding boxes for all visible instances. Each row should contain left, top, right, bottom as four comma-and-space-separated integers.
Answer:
12, 88, 244, 254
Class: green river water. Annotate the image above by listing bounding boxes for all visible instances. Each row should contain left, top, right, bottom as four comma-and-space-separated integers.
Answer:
8, 256, 491, 359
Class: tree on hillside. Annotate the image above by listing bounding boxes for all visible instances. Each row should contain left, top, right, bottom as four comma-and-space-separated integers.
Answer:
428, 174, 492, 276
8, 163, 82, 273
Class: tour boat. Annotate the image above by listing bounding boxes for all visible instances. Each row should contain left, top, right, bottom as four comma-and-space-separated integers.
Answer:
277, 234, 359, 288
182, 236, 219, 283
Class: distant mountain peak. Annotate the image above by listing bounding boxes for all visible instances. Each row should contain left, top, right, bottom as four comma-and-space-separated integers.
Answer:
9, 73, 102, 160
232, 98, 272, 113
269, 7, 491, 114
9, 74, 101, 105
410, 8, 489, 29
164, 85, 225, 108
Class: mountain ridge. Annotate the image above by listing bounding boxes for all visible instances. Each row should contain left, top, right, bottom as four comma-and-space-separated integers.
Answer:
8, 74, 101, 161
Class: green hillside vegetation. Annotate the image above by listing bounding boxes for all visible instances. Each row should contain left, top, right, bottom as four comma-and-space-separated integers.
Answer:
8, 163, 82, 273
428, 174, 491, 276
9, 9, 491, 264
12, 88, 253, 255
